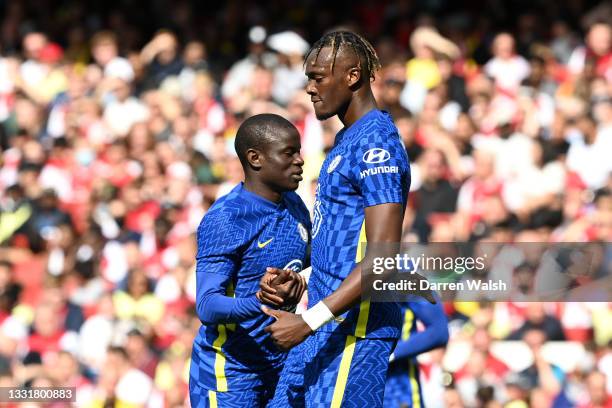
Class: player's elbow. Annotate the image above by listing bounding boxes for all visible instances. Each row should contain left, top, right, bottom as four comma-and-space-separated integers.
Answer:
196, 295, 219, 325
196, 303, 212, 325
196, 313, 211, 325
432, 324, 450, 348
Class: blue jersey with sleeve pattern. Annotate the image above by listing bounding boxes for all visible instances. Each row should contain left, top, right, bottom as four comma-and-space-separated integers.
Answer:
309, 109, 410, 339
190, 183, 311, 392
385, 300, 449, 408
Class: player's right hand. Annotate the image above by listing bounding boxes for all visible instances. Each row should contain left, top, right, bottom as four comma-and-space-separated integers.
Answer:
262, 306, 312, 351
257, 267, 306, 308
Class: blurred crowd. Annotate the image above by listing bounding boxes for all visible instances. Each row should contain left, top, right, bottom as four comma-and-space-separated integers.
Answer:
0, 0, 611, 407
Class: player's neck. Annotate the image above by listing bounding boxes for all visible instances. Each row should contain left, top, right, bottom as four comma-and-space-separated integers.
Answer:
243, 179, 282, 203
338, 90, 378, 128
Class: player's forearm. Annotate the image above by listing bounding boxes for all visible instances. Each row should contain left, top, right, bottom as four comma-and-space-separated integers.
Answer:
323, 240, 400, 316
305, 203, 403, 330
305, 259, 382, 332
392, 324, 449, 360
323, 242, 401, 315
197, 293, 262, 325
195, 271, 262, 325
322, 263, 363, 316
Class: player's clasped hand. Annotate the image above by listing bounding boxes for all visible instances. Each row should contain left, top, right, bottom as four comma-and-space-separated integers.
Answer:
261, 306, 313, 351
257, 267, 306, 307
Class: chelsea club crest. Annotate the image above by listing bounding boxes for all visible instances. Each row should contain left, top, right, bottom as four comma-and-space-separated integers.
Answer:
327, 155, 342, 173
297, 223, 308, 243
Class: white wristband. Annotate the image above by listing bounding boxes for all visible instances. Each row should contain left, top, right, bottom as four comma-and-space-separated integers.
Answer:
301, 301, 334, 332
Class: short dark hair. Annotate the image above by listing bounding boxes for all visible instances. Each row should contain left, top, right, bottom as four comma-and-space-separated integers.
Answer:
305, 31, 381, 81
234, 114, 295, 167
107, 346, 129, 360
91, 30, 118, 48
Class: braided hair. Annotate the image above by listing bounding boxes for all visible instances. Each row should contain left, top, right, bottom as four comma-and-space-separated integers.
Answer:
305, 31, 381, 81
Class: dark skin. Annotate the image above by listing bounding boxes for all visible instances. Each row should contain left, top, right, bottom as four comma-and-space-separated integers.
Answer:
243, 126, 304, 202
262, 46, 416, 351
305, 46, 378, 126
245, 125, 308, 306
257, 268, 306, 307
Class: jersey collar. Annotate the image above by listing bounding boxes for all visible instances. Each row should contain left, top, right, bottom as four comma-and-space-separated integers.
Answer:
336, 109, 382, 145
238, 183, 285, 210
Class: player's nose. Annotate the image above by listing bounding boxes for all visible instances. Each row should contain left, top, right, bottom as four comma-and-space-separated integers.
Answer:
306, 81, 317, 96
294, 153, 304, 166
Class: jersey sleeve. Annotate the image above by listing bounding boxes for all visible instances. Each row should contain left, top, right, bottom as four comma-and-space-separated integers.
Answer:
195, 272, 262, 325
195, 208, 262, 324
391, 300, 449, 360
349, 131, 410, 208
196, 207, 247, 276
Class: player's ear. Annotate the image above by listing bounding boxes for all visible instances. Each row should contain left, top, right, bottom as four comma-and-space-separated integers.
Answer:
347, 65, 361, 88
246, 148, 262, 170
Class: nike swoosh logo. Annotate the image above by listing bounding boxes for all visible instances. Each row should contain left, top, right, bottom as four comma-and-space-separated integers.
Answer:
257, 238, 273, 248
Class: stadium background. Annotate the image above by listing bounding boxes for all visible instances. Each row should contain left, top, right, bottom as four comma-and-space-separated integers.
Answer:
0, 0, 610, 406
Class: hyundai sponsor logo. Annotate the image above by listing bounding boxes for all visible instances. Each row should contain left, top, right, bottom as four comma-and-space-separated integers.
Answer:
362, 148, 390, 164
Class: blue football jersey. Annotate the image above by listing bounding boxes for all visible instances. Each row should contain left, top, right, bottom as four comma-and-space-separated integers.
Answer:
386, 300, 448, 408
190, 183, 311, 392
309, 109, 410, 339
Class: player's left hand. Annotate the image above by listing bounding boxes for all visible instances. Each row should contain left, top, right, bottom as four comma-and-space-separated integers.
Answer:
257, 268, 290, 306
261, 306, 312, 351
258, 268, 306, 307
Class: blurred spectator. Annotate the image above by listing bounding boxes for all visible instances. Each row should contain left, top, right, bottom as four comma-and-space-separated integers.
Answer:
267, 31, 309, 106
566, 112, 612, 190
484, 33, 530, 93
77, 293, 118, 371
444, 387, 466, 408
140, 31, 184, 91
90, 31, 134, 83
45, 67, 90, 140
379, 67, 406, 116
26, 189, 72, 251
112, 268, 165, 326
0, 183, 31, 245
550, 21, 581, 65
103, 78, 149, 137
191, 72, 227, 156
0, 260, 21, 319
407, 26, 459, 91
39, 278, 84, 332
17, 32, 68, 105
85, 346, 157, 407
221, 26, 277, 103
27, 301, 69, 360
402, 26, 460, 113
420, 348, 448, 408
508, 303, 566, 341
125, 328, 158, 378
516, 329, 565, 398
456, 326, 509, 381
578, 371, 612, 408
411, 148, 459, 241
46, 351, 94, 404
456, 149, 502, 235
568, 23, 612, 82
455, 349, 505, 406
437, 54, 469, 112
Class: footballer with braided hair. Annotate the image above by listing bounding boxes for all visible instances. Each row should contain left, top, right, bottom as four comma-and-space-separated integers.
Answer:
264, 30, 431, 407
304, 30, 381, 85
